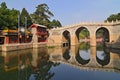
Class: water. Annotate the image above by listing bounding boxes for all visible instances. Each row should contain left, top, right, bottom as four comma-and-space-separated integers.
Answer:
0, 42, 120, 80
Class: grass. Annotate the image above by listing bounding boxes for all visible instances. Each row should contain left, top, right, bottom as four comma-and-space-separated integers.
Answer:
46, 46, 55, 48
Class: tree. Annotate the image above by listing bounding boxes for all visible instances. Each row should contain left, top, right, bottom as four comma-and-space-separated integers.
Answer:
31, 3, 54, 28
9, 8, 20, 29
50, 19, 62, 28
0, 2, 62, 30
0, 2, 20, 30
20, 8, 32, 28
106, 13, 120, 22
0, 2, 9, 29
0, 2, 7, 9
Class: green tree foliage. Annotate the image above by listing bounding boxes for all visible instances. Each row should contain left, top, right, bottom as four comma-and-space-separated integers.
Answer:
9, 8, 20, 29
106, 13, 120, 22
20, 8, 32, 28
96, 29, 104, 38
1, 2, 7, 9
0, 2, 62, 30
50, 19, 62, 28
79, 29, 89, 39
31, 3, 55, 28
0, 2, 20, 30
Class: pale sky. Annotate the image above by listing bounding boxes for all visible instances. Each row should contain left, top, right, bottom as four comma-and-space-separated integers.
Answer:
0, 0, 120, 26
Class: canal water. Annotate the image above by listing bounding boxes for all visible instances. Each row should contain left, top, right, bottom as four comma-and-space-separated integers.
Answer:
0, 42, 120, 80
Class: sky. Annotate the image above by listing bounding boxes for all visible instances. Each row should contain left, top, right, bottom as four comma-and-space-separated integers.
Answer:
0, 0, 120, 26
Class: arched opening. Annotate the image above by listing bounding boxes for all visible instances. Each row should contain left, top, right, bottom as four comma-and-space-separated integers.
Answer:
75, 27, 90, 44
62, 30, 71, 46
96, 30, 110, 66
96, 27, 110, 45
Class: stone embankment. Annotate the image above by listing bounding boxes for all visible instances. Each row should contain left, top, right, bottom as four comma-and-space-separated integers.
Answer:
0, 42, 47, 51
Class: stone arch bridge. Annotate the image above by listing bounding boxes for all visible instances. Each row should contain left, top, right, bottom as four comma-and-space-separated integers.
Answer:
48, 21, 120, 46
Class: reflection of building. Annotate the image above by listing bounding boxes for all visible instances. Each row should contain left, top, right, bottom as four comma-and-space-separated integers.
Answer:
1, 49, 33, 71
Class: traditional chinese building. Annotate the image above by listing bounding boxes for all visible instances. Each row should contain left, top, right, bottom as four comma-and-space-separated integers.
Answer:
19, 27, 33, 43
0, 24, 49, 51
30, 24, 49, 43
0, 29, 32, 45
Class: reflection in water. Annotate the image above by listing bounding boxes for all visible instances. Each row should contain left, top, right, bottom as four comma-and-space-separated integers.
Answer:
96, 43, 110, 66
19, 49, 59, 80
62, 47, 71, 60
79, 50, 90, 60
96, 51, 110, 66
0, 49, 60, 80
0, 43, 120, 80
75, 42, 90, 65
32, 57, 56, 80
75, 52, 90, 65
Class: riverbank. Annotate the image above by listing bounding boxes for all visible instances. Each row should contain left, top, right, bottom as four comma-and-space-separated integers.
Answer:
0, 42, 47, 51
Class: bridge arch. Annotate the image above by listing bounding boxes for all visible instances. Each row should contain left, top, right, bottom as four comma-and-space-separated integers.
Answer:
96, 27, 110, 43
62, 30, 71, 46
75, 27, 90, 44
48, 22, 120, 46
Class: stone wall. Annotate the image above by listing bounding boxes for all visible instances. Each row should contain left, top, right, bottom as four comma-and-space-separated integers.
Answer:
1, 42, 47, 51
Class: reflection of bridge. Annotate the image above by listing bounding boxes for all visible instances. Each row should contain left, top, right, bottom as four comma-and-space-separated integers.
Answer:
51, 59, 120, 73
48, 21, 120, 46
48, 46, 120, 73
1, 46, 120, 73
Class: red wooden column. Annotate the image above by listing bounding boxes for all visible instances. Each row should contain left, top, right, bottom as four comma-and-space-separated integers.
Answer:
5, 36, 9, 44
